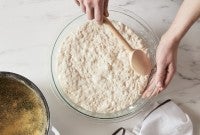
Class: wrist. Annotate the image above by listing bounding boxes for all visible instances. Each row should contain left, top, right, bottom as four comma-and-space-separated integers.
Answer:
160, 32, 181, 49
164, 26, 183, 42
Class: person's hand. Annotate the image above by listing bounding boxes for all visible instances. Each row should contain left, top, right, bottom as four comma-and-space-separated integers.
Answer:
142, 34, 180, 98
74, 0, 109, 24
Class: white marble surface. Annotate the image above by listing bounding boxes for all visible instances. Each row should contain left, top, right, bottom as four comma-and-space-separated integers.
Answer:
0, 0, 200, 135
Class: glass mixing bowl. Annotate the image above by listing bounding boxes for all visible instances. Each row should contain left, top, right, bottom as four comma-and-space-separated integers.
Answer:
51, 7, 159, 121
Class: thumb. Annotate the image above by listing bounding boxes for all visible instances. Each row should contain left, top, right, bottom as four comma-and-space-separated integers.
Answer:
155, 64, 166, 89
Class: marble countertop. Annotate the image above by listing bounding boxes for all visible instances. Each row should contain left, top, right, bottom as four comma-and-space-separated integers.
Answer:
0, 0, 200, 134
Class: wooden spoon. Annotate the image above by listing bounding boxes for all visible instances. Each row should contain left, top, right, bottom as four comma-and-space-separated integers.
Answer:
103, 17, 152, 75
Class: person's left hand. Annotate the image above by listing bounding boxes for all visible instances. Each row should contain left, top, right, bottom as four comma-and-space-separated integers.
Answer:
142, 34, 179, 98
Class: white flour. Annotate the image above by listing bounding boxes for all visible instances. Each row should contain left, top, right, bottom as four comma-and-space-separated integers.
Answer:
57, 21, 150, 113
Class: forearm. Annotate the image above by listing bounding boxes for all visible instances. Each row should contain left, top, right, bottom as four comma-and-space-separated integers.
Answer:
165, 0, 200, 43
145, 0, 200, 97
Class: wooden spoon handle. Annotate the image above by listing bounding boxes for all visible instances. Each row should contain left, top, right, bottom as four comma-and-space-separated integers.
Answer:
103, 17, 134, 52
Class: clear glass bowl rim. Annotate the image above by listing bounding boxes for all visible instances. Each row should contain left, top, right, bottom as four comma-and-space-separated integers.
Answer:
50, 7, 159, 121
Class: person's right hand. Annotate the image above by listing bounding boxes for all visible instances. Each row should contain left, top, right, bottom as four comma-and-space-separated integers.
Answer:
74, 0, 109, 24
142, 33, 179, 98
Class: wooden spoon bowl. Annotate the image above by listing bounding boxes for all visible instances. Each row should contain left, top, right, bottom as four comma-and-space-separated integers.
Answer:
103, 17, 152, 75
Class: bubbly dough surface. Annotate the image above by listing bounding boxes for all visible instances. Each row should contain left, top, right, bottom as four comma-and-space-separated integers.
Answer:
57, 21, 150, 113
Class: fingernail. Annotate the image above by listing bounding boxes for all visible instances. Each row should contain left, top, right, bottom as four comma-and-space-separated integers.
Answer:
146, 92, 151, 98
142, 94, 146, 98
159, 87, 164, 91
97, 21, 103, 25
155, 93, 159, 97
156, 82, 162, 87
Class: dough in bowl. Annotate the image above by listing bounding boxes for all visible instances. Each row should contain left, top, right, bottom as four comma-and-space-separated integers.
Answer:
57, 20, 150, 113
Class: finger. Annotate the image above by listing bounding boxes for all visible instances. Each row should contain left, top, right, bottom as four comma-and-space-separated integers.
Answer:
150, 86, 161, 98
164, 63, 176, 88
75, 0, 80, 6
143, 82, 158, 98
142, 74, 155, 95
86, 5, 94, 20
104, 0, 109, 17
142, 75, 156, 98
94, 0, 104, 24
80, 1, 86, 13
155, 64, 166, 89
